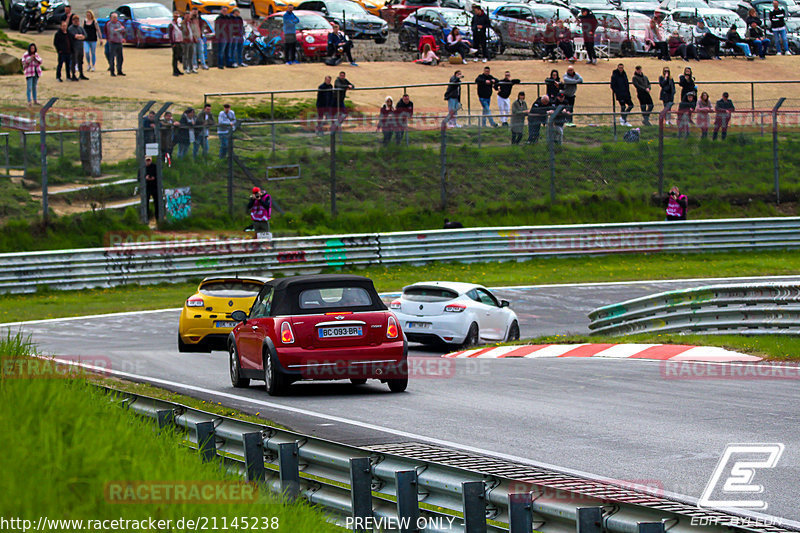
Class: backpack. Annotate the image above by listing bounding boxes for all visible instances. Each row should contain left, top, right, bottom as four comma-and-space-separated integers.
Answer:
623, 128, 640, 143
324, 55, 343, 66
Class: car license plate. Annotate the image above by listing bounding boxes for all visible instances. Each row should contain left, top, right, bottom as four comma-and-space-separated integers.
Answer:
406, 321, 431, 329
319, 326, 363, 338
215, 321, 237, 328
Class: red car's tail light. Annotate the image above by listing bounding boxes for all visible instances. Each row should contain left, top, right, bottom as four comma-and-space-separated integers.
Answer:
387, 315, 399, 339
280, 321, 295, 344
444, 303, 466, 313
186, 297, 204, 307
390, 300, 401, 309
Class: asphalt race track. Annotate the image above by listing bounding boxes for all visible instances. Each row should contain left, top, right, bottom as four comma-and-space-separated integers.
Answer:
5, 276, 800, 524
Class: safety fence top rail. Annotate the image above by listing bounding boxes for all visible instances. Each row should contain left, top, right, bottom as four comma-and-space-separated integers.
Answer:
587, 282, 800, 335
95, 383, 795, 533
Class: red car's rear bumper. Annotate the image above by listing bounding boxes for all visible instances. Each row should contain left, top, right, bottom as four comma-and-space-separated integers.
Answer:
276, 341, 407, 379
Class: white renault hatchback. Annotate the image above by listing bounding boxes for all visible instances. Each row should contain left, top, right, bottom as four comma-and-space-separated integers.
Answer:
391, 281, 520, 347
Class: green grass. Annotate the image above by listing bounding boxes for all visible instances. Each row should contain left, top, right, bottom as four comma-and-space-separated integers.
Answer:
2, 249, 800, 323
0, 333, 340, 530
529, 332, 800, 361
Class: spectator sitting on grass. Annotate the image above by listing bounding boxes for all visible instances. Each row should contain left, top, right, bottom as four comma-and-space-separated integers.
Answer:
416, 43, 439, 65
446, 27, 474, 63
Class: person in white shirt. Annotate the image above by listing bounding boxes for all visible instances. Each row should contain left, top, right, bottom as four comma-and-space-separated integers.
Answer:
217, 104, 236, 158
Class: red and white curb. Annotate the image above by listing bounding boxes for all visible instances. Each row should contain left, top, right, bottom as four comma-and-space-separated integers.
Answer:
443, 344, 762, 363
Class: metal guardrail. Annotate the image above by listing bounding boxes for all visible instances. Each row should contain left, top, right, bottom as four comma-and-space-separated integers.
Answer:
588, 282, 800, 336
99, 384, 792, 533
4, 217, 800, 294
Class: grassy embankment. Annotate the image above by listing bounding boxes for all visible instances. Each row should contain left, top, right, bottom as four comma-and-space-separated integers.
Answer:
0, 332, 340, 530
2, 98, 799, 252
2, 248, 800, 323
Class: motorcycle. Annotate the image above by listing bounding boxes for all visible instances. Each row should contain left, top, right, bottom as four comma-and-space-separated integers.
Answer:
242, 28, 284, 65
19, 0, 46, 33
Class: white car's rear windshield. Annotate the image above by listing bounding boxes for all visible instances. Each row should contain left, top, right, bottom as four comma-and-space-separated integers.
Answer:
403, 287, 458, 302
199, 281, 262, 297
299, 287, 373, 309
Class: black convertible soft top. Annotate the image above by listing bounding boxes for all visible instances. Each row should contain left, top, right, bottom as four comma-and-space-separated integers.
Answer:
266, 274, 387, 316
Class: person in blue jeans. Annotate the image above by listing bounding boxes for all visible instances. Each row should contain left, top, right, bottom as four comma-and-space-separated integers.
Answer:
769, 0, 791, 54
475, 66, 498, 128
283, 4, 300, 64
218, 103, 236, 158
444, 70, 463, 128
230, 8, 245, 67
215, 7, 230, 68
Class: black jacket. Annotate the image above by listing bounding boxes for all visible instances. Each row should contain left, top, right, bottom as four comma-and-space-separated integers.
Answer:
610, 70, 630, 99
317, 82, 334, 108
471, 11, 490, 36
770, 7, 786, 29
175, 113, 195, 144
475, 73, 498, 99
715, 98, 735, 113
632, 72, 650, 98
658, 76, 675, 103
495, 78, 520, 99
444, 75, 461, 101
678, 74, 695, 100
54, 30, 71, 54
528, 97, 552, 123
333, 77, 353, 105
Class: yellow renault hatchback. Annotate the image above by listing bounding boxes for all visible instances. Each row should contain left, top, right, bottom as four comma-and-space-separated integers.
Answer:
178, 276, 270, 352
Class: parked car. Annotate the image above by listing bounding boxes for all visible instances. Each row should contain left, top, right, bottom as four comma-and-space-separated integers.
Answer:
590, 8, 652, 55
257, 10, 333, 59
297, 0, 389, 41
660, 6, 745, 41
173, 0, 237, 15
750, 0, 800, 19
490, 2, 574, 52
571, 0, 621, 12
707, 0, 751, 17
250, 0, 302, 18
97, 3, 173, 47
391, 281, 520, 347
228, 274, 408, 395
617, 0, 662, 17
354, 0, 387, 16
380, 0, 469, 29
178, 276, 269, 353
399, 6, 504, 53
658, 0, 707, 9
6, 0, 68, 30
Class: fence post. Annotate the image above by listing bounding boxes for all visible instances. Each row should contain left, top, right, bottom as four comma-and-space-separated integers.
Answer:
509, 492, 533, 533
657, 103, 670, 197
440, 116, 448, 210
330, 119, 337, 216
395, 470, 420, 533
548, 105, 565, 203
467, 84, 472, 127
195, 421, 216, 463
772, 97, 786, 205
153, 102, 172, 226
461, 481, 486, 533
477, 109, 482, 148
137, 101, 157, 224
21, 131, 27, 180
612, 95, 617, 141
4, 134, 9, 175
349, 457, 372, 533
228, 124, 234, 218
750, 82, 755, 112
277, 442, 300, 499
39, 97, 58, 223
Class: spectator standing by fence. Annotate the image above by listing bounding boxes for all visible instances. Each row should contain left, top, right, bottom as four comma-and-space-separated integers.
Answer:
679, 66, 696, 101
510, 92, 527, 145
611, 63, 633, 127
713, 92, 734, 140
182, 12, 197, 74
176, 108, 197, 158
770, 0, 790, 55
527, 94, 550, 144
444, 70, 463, 128
283, 4, 300, 64
334, 71, 354, 121
316, 75, 333, 134
83, 10, 101, 72
143, 110, 156, 143
377, 96, 396, 146
218, 104, 236, 158
169, 11, 184, 76
696, 91, 712, 138
665, 186, 687, 220
160, 110, 178, 165
495, 71, 519, 127
677, 92, 696, 138
550, 92, 571, 144
54, 21, 72, 82
144, 156, 159, 220
562, 66, 582, 119
632, 66, 653, 126
476, 66, 498, 127
22, 43, 42, 105
196, 103, 214, 155
658, 66, 675, 125
544, 69, 563, 100
746, 21, 769, 59
105, 12, 125, 76
395, 93, 413, 143
471, 5, 490, 62
578, 9, 598, 64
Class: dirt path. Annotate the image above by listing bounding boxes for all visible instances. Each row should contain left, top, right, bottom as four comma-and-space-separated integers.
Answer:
1, 28, 799, 127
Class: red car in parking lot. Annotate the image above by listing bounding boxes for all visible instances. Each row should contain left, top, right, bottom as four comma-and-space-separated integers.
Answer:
257, 10, 333, 60
228, 274, 408, 395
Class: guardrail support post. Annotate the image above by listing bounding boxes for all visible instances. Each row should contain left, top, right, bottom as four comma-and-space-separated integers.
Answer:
577, 507, 603, 533
39, 97, 58, 223
243, 432, 266, 483
195, 421, 216, 463
772, 97, 786, 205
637, 522, 665, 533
509, 492, 533, 533
395, 470, 420, 533
349, 457, 373, 532
462, 481, 487, 533
155, 409, 174, 429
278, 442, 300, 499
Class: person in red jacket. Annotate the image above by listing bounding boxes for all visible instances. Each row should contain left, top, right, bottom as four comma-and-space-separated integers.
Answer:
665, 186, 687, 221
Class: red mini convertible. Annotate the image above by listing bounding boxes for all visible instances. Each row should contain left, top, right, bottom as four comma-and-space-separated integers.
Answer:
228, 274, 408, 395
